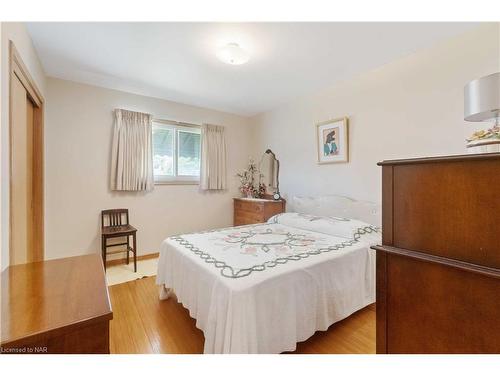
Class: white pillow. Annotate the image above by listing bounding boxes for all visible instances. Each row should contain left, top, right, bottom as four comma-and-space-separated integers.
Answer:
268, 212, 380, 241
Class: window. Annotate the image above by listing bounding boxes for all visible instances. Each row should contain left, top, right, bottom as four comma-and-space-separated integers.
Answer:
152, 121, 201, 183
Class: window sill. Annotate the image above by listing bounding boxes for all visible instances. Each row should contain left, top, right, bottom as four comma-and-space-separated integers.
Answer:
154, 180, 200, 186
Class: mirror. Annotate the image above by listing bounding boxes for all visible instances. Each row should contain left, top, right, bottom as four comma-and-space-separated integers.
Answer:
258, 149, 280, 198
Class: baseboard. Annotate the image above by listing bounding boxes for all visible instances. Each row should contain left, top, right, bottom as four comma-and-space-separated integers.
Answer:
106, 252, 159, 267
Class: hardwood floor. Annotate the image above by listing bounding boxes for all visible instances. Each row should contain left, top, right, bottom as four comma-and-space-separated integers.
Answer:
109, 276, 375, 354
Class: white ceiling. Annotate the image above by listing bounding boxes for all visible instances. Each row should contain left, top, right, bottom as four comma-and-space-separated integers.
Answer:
26, 22, 478, 116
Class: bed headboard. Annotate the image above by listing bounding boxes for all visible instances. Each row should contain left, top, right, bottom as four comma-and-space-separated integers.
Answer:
290, 195, 381, 227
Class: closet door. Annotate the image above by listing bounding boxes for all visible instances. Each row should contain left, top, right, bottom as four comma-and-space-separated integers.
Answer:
10, 74, 37, 265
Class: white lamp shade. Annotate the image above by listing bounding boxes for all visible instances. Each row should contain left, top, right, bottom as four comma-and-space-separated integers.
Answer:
216, 43, 249, 65
464, 72, 500, 122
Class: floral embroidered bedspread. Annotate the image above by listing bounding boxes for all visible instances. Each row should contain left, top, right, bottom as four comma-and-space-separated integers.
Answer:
168, 213, 380, 279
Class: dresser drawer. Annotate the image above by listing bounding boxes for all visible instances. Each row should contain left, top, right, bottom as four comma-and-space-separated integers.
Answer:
391, 159, 500, 269
234, 212, 264, 226
234, 199, 264, 214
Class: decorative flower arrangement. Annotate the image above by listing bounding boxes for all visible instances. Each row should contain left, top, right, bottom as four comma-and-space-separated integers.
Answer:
466, 124, 500, 145
236, 159, 260, 198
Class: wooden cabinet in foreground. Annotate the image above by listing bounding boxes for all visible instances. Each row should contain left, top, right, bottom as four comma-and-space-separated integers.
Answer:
233, 198, 286, 226
1, 254, 113, 354
372, 153, 500, 354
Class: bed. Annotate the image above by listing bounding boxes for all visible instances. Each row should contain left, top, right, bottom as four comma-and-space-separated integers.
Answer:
156, 195, 381, 354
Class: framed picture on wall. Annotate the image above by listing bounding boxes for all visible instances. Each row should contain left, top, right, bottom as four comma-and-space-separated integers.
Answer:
316, 117, 349, 164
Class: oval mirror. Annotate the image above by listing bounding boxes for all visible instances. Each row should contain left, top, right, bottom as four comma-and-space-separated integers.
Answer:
258, 149, 280, 199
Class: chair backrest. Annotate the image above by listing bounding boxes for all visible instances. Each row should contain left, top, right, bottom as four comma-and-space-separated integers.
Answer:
101, 209, 129, 228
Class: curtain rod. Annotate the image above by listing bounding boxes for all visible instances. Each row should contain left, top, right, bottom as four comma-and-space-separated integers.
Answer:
115, 109, 200, 128
153, 118, 200, 128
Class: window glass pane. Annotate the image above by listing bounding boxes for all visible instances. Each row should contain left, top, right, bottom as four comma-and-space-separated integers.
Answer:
178, 130, 201, 176
153, 125, 174, 176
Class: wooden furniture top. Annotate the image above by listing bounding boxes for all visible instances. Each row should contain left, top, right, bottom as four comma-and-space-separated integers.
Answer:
372, 245, 500, 279
1, 254, 113, 347
377, 152, 500, 166
233, 197, 285, 203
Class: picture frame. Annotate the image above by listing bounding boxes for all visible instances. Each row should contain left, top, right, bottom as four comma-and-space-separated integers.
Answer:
316, 117, 349, 164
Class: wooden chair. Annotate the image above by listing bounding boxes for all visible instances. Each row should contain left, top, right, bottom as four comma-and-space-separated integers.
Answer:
101, 209, 137, 272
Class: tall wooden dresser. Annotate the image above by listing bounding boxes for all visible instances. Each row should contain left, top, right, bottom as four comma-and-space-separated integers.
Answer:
372, 153, 500, 354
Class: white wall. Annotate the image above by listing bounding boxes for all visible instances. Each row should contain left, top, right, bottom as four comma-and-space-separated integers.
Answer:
251, 24, 500, 206
45, 78, 252, 260
0, 22, 47, 271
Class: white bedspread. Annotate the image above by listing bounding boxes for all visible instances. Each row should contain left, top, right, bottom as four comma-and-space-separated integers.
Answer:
156, 213, 379, 354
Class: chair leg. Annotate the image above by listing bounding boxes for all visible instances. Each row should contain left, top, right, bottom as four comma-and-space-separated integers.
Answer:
126, 236, 130, 265
133, 233, 137, 273
102, 236, 107, 273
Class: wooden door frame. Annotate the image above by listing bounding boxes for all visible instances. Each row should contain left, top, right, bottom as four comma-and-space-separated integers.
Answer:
9, 40, 44, 263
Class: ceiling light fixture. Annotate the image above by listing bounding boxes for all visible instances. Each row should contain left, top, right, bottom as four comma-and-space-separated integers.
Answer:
216, 43, 249, 65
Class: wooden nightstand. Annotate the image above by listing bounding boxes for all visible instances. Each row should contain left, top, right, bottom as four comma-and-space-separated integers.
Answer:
233, 198, 286, 226
1, 254, 113, 354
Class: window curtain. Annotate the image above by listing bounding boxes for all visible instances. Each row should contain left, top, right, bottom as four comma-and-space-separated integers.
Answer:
200, 124, 227, 190
110, 109, 154, 191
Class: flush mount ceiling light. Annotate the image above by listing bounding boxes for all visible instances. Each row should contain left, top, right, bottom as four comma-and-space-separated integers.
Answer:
216, 43, 250, 65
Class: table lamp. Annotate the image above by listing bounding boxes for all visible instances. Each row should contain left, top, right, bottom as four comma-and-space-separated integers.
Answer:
464, 72, 500, 152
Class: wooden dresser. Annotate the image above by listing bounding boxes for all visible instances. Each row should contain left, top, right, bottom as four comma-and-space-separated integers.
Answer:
1, 254, 113, 354
233, 198, 286, 226
372, 153, 500, 354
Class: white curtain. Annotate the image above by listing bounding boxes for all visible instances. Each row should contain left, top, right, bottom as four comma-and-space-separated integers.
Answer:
200, 124, 227, 190
110, 109, 154, 191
